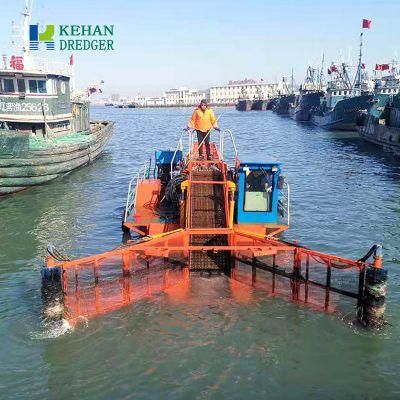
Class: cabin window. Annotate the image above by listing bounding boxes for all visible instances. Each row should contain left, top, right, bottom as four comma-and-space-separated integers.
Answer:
61, 81, 66, 94
28, 79, 47, 93
38, 80, 46, 93
29, 80, 38, 93
333, 91, 337, 96
17, 79, 26, 92
3, 79, 15, 93
244, 170, 273, 212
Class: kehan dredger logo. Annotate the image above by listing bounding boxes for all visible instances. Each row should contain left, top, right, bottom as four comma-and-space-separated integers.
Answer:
29, 24, 55, 50
29, 24, 115, 51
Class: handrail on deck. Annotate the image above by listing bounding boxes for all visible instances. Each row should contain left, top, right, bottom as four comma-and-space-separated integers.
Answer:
279, 180, 290, 226
221, 129, 238, 160
123, 161, 149, 223
170, 129, 186, 178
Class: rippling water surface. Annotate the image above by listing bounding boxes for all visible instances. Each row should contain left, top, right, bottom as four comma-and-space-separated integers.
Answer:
1, 107, 400, 399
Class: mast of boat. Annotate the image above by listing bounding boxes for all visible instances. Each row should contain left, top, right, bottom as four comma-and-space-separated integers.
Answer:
341, 63, 352, 89
21, 0, 33, 71
290, 67, 294, 94
318, 53, 325, 90
353, 32, 363, 92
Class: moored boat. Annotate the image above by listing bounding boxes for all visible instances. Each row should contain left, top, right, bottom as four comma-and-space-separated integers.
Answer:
272, 94, 296, 115
310, 62, 374, 130
251, 99, 267, 111
0, 2, 114, 196
235, 87, 252, 111
293, 91, 324, 121
236, 99, 252, 111
291, 67, 325, 121
272, 73, 296, 115
266, 97, 278, 110
311, 92, 374, 130
358, 83, 400, 155
251, 86, 267, 110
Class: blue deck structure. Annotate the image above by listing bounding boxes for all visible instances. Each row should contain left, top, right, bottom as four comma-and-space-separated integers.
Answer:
236, 161, 281, 224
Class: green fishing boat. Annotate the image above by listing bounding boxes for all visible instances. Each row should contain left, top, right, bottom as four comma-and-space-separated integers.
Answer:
0, 2, 114, 196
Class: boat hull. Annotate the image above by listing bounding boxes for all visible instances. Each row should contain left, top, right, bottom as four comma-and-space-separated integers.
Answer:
273, 94, 296, 115
266, 98, 278, 110
358, 122, 400, 155
0, 121, 114, 195
251, 99, 267, 111
310, 94, 374, 131
292, 91, 324, 122
236, 100, 252, 111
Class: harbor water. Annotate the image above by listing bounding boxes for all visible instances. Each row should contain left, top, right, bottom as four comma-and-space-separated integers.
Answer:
1, 107, 400, 399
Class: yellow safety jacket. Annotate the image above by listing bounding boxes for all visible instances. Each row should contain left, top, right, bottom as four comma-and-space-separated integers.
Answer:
188, 107, 218, 132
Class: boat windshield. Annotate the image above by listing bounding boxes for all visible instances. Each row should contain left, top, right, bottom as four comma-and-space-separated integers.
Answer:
244, 170, 273, 212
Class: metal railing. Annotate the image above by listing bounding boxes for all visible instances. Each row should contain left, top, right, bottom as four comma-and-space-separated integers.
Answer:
170, 129, 187, 178
123, 162, 150, 223
219, 129, 238, 162
170, 128, 239, 176
279, 180, 290, 226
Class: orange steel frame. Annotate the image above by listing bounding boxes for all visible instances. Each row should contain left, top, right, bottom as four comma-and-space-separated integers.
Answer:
47, 141, 381, 272
45, 140, 383, 324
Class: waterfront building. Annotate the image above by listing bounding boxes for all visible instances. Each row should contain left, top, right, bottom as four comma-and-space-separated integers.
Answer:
111, 93, 120, 102
209, 79, 279, 105
145, 97, 166, 107
133, 95, 146, 107
164, 87, 206, 106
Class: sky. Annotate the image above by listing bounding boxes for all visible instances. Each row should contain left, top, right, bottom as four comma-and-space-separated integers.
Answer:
1, 0, 400, 97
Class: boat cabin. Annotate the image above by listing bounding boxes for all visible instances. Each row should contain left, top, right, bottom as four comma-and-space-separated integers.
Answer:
0, 71, 88, 137
325, 87, 361, 109
237, 161, 282, 224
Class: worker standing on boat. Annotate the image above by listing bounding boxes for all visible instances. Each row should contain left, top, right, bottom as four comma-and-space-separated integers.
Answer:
186, 99, 220, 160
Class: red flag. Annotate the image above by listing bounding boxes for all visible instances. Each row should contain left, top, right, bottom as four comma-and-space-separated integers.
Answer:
330, 65, 338, 72
375, 64, 382, 71
69, 54, 74, 66
361, 63, 366, 69
382, 64, 390, 71
362, 19, 371, 29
